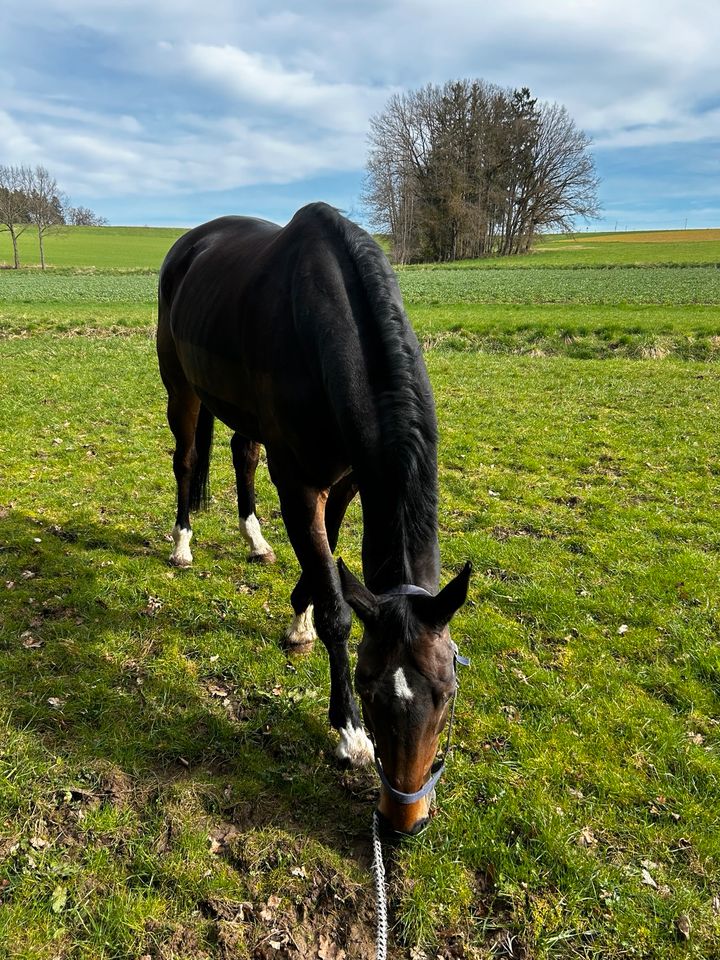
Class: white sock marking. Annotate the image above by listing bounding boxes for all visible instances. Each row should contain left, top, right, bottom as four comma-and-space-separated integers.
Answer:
336, 725, 374, 766
393, 666, 414, 702
170, 525, 193, 566
240, 513, 273, 557
284, 604, 317, 646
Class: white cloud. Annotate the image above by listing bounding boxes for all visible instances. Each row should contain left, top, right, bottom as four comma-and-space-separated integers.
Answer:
2, 0, 720, 223
177, 43, 389, 132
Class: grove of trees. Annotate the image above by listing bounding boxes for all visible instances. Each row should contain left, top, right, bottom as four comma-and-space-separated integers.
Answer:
0, 164, 107, 269
364, 80, 600, 263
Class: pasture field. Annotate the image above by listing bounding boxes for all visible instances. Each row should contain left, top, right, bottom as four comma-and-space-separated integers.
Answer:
1, 229, 720, 958
410, 229, 720, 270
0, 226, 186, 272
3, 225, 720, 272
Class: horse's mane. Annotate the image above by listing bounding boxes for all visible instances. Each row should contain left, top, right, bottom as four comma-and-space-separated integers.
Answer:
305, 204, 439, 582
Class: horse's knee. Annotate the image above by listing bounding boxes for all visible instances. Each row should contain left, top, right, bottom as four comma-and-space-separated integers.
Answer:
314, 599, 351, 646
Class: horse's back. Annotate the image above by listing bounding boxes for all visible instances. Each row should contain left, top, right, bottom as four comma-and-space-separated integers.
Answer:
159, 215, 282, 320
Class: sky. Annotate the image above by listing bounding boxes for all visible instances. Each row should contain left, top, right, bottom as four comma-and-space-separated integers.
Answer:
1, 0, 719, 231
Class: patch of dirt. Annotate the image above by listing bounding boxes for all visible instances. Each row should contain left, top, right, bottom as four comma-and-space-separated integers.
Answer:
203, 886, 376, 960
203, 825, 377, 959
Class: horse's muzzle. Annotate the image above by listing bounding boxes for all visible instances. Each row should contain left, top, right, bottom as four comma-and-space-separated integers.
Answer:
375, 807, 430, 840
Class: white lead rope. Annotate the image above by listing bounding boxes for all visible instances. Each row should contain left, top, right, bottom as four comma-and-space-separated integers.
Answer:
371, 810, 389, 960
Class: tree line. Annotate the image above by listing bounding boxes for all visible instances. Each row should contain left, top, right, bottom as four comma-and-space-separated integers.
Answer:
364, 80, 599, 263
0, 164, 107, 269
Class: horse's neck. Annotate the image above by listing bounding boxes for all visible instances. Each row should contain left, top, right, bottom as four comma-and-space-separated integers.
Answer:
359, 484, 440, 595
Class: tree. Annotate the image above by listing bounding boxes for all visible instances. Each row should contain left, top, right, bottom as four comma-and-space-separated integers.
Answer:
66, 205, 108, 227
24, 165, 65, 270
0, 165, 30, 268
364, 80, 599, 262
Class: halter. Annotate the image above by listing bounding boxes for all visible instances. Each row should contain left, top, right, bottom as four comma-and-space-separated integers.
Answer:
369, 584, 470, 807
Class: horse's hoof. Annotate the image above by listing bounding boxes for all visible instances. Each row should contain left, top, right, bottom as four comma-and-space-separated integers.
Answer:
281, 635, 315, 656
170, 526, 193, 567
336, 725, 374, 767
248, 549, 276, 565
282, 606, 316, 654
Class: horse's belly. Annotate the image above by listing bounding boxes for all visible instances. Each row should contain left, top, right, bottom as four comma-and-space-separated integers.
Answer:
176, 340, 261, 437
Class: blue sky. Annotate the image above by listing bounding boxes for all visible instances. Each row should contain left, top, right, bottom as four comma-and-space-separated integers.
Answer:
2, 0, 719, 230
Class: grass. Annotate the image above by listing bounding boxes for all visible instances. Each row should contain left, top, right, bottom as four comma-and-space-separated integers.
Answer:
1, 226, 720, 958
414, 229, 720, 270
0, 226, 186, 271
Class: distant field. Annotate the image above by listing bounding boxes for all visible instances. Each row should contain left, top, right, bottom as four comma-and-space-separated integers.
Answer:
3, 244, 720, 361
0, 225, 186, 271
3, 224, 720, 271
420, 228, 720, 270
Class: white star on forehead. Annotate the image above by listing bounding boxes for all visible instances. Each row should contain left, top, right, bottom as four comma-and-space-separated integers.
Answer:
393, 666, 415, 702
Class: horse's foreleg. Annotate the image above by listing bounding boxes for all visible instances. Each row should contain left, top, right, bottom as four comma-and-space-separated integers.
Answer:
276, 479, 372, 767
231, 434, 276, 564
286, 472, 358, 653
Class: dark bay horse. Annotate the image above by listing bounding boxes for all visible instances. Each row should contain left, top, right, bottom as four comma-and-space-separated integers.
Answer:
157, 202, 470, 834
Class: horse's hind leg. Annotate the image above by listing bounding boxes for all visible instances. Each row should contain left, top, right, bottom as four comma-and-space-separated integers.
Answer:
231, 434, 276, 564
167, 389, 202, 567
284, 472, 358, 653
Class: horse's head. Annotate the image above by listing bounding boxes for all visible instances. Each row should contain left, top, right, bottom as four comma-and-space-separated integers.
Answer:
338, 559, 471, 836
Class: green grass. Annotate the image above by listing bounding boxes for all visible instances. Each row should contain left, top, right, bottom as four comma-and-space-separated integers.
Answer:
398, 267, 720, 306
4, 225, 720, 272
1, 225, 720, 957
0, 225, 186, 271
415, 229, 720, 269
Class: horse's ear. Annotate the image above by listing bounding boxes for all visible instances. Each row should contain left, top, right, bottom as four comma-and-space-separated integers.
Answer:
413, 562, 471, 628
338, 558, 379, 623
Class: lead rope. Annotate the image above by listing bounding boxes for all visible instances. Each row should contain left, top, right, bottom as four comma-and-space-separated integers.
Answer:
372, 810, 389, 960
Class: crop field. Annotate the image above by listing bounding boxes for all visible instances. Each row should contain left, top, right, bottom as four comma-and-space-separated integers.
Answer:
1, 227, 720, 959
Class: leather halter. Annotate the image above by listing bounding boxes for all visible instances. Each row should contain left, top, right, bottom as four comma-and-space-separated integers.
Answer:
369, 584, 470, 806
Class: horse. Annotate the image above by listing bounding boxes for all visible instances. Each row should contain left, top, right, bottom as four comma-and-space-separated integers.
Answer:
156, 202, 470, 835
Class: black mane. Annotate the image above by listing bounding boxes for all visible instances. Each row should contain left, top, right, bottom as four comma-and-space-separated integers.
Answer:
307, 204, 439, 587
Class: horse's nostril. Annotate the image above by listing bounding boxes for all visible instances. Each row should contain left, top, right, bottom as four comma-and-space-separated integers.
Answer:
375, 809, 430, 840
405, 816, 430, 836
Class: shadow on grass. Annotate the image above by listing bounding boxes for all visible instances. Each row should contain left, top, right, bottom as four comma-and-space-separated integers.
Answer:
0, 508, 377, 858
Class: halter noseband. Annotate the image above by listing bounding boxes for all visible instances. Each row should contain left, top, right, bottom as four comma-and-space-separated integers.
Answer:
369, 584, 470, 807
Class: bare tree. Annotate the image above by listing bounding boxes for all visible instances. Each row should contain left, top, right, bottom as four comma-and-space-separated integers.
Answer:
24, 165, 65, 270
0, 165, 30, 268
519, 103, 600, 244
66, 205, 108, 227
364, 80, 600, 263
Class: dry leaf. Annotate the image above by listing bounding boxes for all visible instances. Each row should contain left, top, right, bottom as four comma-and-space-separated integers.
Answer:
318, 934, 346, 960
145, 596, 163, 615
687, 732, 704, 745
641, 868, 658, 889
675, 915, 691, 941
21, 631, 43, 649
578, 826, 597, 847
47, 697, 65, 709
259, 894, 281, 921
